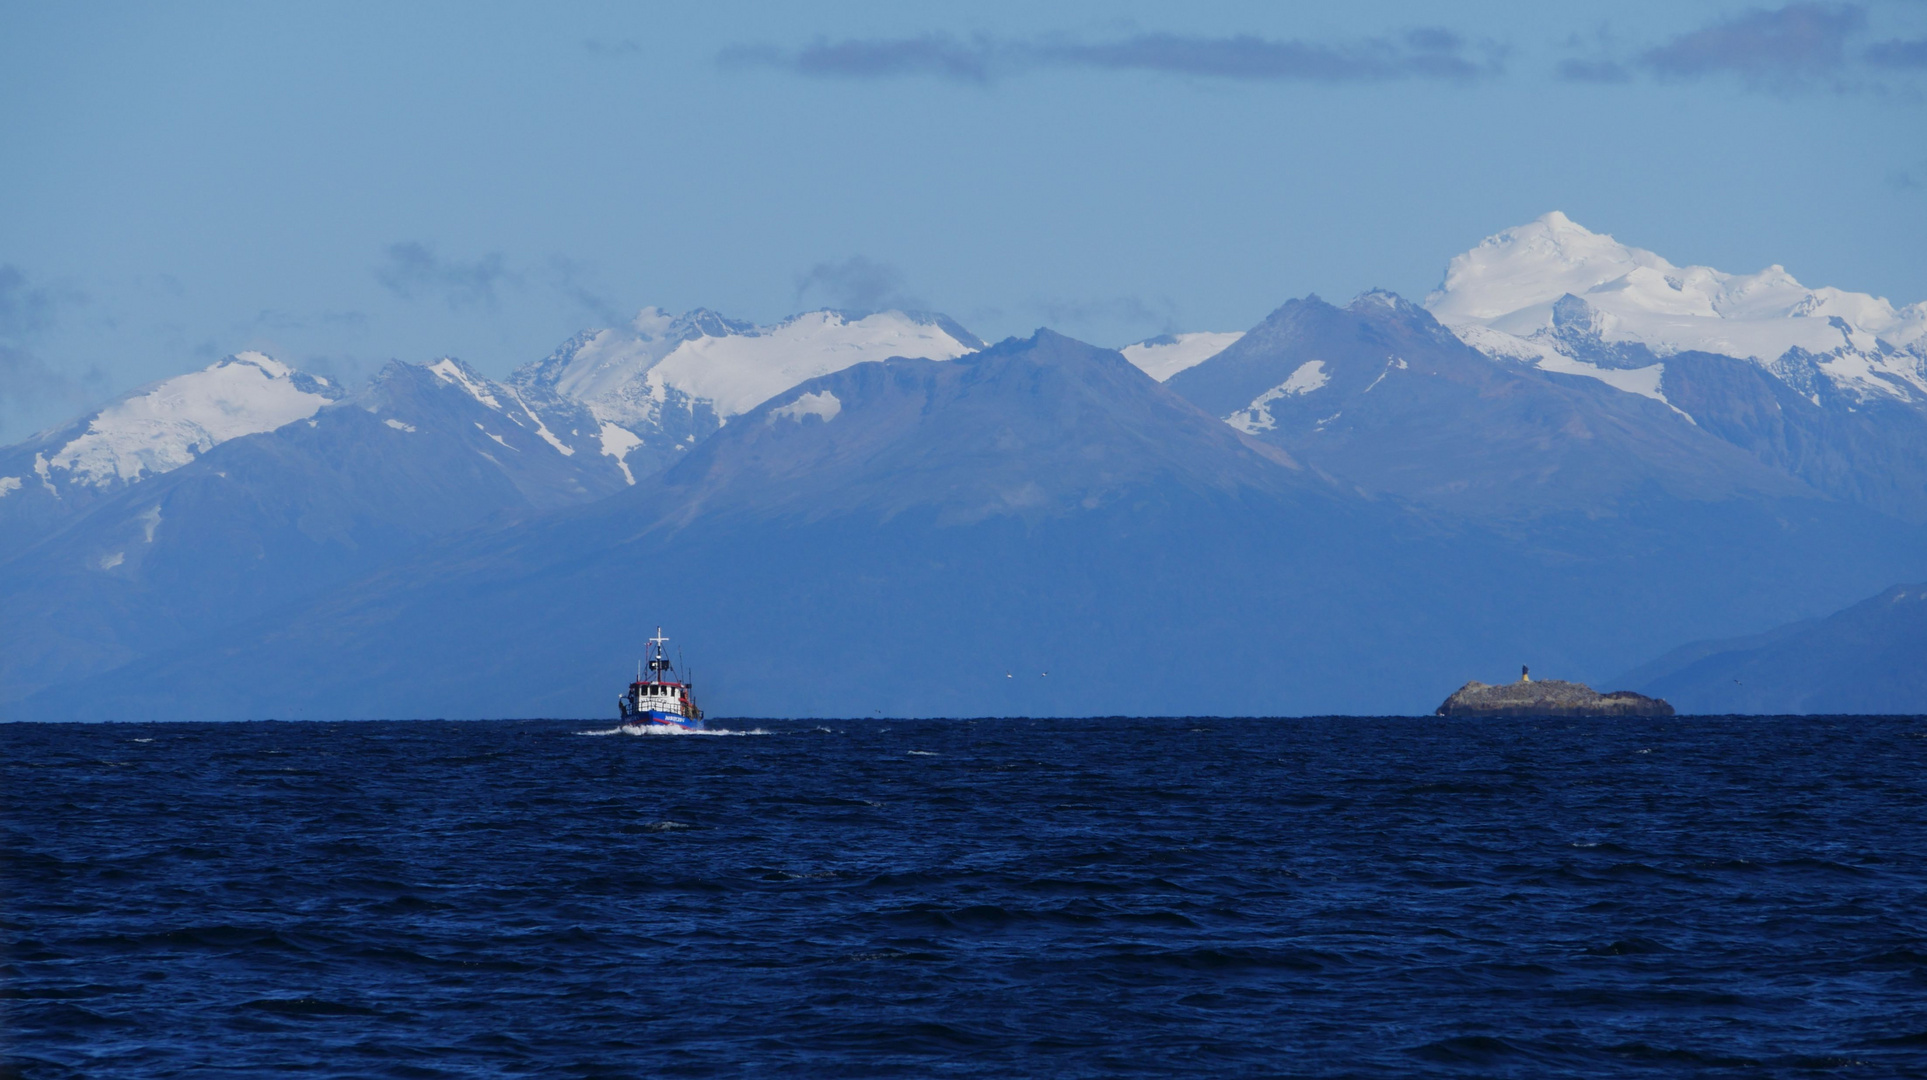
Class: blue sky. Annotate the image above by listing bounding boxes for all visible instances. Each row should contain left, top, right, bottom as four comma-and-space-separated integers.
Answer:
2, 0, 1923, 441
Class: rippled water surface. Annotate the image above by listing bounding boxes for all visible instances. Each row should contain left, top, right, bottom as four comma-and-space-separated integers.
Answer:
4, 716, 1926, 1078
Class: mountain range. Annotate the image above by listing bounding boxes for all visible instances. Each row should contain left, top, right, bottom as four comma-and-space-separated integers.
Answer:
3, 215, 1922, 718
1618, 582, 1927, 715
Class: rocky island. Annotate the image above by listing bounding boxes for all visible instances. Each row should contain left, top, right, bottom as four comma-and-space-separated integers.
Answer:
1436, 667, 1674, 718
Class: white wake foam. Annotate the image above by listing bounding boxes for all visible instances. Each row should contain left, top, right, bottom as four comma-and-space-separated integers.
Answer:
576, 723, 767, 737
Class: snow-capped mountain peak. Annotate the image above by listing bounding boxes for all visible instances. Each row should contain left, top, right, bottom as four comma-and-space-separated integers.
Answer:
1120, 331, 1244, 382
505, 307, 984, 484
517, 307, 982, 422
428, 357, 506, 411
1426, 212, 1927, 403
650, 308, 980, 417
524, 307, 753, 406
32, 352, 341, 491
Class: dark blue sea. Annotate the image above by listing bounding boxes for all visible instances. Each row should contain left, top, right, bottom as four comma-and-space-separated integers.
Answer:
4, 717, 1926, 1078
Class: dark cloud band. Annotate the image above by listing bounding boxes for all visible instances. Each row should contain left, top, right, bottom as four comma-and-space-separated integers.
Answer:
1640, 2, 1866, 87
722, 29, 1506, 85
726, 8, 1924, 96
1865, 38, 1927, 70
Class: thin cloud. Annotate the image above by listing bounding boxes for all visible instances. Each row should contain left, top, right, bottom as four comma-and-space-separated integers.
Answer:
1557, 58, 1634, 83
1641, 3, 1866, 88
375, 242, 514, 311
0, 347, 104, 438
1554, 24, 1637, 85
1865, 38, 1927, 69
724, 28, 1507, 85
0, 264, 82, 339
737, 34, 1001, 83
288, 351, 383, 393
795, 257, 923, 313
1048, 29, 1504, 82
376, 245, 630, 323
0, 265, 94, 432
0, 344, 73, 412
544, 257, 628, 326
1030, 294, 1179, 337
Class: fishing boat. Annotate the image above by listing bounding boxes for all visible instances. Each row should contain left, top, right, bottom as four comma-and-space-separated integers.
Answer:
617, 628, 705, 731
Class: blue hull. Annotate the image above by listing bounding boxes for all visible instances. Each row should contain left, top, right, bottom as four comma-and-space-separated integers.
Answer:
622, 711, 705, 731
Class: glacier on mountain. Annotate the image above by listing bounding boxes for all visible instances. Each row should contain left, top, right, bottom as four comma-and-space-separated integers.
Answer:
1426, 212, 1927, 405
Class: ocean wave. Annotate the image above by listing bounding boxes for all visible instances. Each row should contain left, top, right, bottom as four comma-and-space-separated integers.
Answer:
10, 715, 1927, 1078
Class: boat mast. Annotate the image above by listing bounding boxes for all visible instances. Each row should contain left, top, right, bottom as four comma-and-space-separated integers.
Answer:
648, 626, 671, 683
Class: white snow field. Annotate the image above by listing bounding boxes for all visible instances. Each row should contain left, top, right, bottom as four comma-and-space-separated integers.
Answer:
1426, 212, 1927, 404
42, 353, 337, 488
1227, 361, 1331, 435
1120, 332, 1245, 382
523, 308, 980, 431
